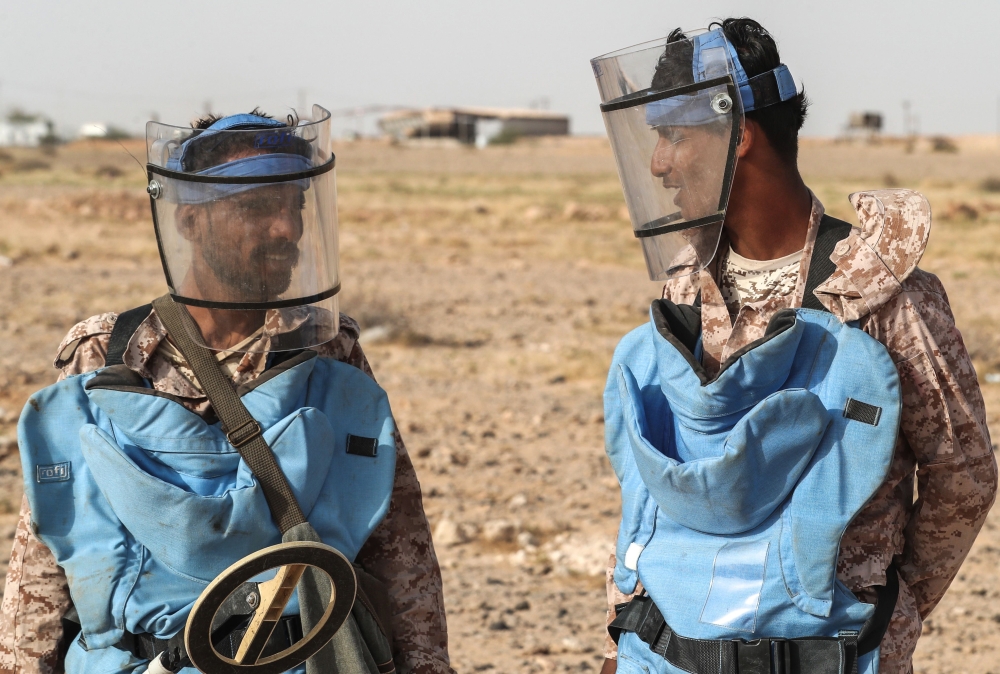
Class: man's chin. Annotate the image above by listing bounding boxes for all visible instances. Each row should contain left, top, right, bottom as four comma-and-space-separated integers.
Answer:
223, 280, 294, 304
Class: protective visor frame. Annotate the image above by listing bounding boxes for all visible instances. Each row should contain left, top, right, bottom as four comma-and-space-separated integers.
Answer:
599, 74, 742, 241
145, 156, 339, 311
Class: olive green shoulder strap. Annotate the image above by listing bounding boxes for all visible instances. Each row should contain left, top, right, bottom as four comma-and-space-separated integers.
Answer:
801, 214, 853, 312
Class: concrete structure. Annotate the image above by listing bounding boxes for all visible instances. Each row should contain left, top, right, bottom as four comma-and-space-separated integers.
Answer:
78, 123, 109, 139
0, 118, 51, 147
379, 107, 569, 145
842, 111, 883, 142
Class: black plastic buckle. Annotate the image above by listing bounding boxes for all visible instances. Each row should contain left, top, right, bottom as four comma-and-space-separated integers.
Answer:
227, 419, 262, 448
633, 597, 666, 647
735, 639, 770, 674
770, 639, 791, 674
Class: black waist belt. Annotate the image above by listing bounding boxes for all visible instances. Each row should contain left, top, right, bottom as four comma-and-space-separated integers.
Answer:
609, 565, 898, 674
117, 614, 303, 668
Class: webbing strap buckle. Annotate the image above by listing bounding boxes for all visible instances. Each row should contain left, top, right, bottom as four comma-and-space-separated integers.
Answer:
735, 639, 769, 674
227, 419, 262, 448
735, 638, 792, 674
633, 596, 666, 646
770, 639, 791, 674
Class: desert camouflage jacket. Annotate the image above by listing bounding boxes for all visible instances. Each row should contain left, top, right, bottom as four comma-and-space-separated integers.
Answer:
604, 191, 998, 674
0, 310, 453, 674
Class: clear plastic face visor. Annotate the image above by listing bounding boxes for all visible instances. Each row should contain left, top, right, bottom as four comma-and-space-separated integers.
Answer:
146, 105, 339, 352
592, 30, 743, 281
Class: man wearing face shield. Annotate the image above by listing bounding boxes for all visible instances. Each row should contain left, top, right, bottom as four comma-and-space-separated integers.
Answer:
0, 109, 453, 674
593, 18, 996, 674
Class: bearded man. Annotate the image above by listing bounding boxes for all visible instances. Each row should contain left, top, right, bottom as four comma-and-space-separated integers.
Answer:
1, 108, 452, 674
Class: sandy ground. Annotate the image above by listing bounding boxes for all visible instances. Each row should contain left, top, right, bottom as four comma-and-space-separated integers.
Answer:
0, 137, 999, 673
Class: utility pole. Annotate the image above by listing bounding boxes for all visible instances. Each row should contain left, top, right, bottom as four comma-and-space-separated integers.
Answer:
902, 100, 914, 153
298, 88, 307, 115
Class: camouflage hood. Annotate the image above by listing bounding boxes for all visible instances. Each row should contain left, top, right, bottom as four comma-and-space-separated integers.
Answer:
814, 189, 931, 321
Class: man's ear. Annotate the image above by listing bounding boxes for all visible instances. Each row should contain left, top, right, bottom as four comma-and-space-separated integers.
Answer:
736, 119, 756, 159
175, 205, 202, 243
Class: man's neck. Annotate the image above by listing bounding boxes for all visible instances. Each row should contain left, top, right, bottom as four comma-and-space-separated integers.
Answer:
183, 305, 265, 351
176, 270, 265, 350
723, 157, 813, 262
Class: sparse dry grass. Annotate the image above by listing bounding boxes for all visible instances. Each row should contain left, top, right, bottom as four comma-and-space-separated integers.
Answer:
0, 137, 999, 673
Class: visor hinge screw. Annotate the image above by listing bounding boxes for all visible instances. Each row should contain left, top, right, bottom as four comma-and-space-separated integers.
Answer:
246, 591, 259, 609
711, 92, 733, 114
147, 180, 162, 199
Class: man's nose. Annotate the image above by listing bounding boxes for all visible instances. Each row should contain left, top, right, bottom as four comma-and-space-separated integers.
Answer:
267, 209, 304, 242
650, 136, 675, 178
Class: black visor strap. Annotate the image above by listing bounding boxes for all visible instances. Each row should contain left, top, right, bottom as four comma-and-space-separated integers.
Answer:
716, 81, 742, 212
147, 156, 335, 185
600, 75, 735, 113
634, 213, 726, 239
170, 283, 341, 311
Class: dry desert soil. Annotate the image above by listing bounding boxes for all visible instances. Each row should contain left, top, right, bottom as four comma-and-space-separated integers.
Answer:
0, 137, 999, 673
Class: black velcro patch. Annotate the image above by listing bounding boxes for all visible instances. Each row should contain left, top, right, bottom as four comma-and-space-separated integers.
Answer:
843, 398, 882, 426
346, 435, 378, 458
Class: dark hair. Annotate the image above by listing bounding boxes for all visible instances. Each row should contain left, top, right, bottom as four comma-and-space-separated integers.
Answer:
190, 107, 276, 130
652, 19, 809, 163
650, 28, 695, 90
183, 108, 308, 172
714, 17, 808, 163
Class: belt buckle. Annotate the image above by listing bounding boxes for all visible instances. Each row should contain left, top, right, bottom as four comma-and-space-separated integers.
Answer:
227, 419, 262, 448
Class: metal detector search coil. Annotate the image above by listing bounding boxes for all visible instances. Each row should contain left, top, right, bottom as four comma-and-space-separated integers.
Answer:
185, 541, 356, 674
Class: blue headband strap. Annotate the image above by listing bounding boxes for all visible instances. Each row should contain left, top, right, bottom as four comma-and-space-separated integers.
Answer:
162, 153, 316, 204
692, 28, 797, 112
177, 114, 290, 169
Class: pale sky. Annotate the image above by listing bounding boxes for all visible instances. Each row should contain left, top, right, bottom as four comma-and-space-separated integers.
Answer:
1, 0, 997, 139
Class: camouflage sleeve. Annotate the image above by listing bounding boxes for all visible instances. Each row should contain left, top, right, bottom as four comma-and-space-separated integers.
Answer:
0, 496, 71, 674
0, 317, 116, 673
53, 313, 115, 380
345, 342, 452, 674
355, 430, 452, 674
603, 552, 626, 660
603, 547, 647, 660
866, 270, 998, 617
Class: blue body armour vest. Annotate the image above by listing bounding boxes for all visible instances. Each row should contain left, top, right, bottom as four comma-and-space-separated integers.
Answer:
18, 351, 397, 674
605, 304, 901, 674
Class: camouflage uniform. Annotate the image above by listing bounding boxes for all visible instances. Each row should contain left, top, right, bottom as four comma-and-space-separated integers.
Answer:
718, 248, 802, 320
0, 310, 453, 674
604, 191, 998, 674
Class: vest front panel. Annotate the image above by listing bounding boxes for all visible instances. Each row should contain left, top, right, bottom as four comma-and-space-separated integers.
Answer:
605, 307, 901, 674
19, 356, 397, 674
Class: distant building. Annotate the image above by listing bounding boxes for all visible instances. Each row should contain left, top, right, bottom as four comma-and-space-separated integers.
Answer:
0, 116, 51, 147
78, 123, 109, 139
843, 112, 883, 141
379, 107, 570, 145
